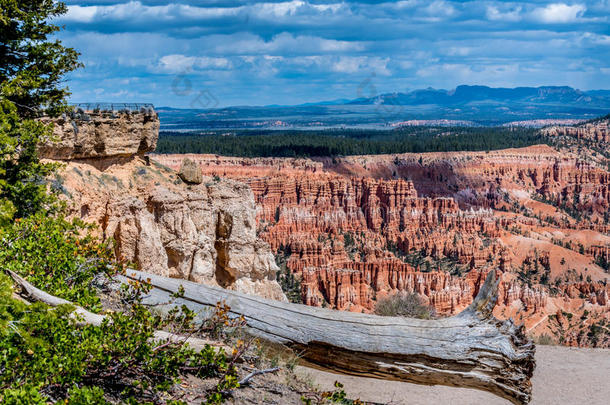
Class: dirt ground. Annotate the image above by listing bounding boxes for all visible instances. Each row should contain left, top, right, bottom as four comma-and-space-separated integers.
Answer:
297, 345, 610, 405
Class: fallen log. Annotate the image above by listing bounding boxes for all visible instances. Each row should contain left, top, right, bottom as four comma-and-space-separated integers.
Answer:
121, 269, 536, 404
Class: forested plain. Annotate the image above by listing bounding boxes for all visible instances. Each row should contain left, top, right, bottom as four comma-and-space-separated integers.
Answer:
156, 126, 546, 157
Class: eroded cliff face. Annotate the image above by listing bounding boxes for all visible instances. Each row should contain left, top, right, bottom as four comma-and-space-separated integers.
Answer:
154, 149, 610, 347
45, 113, 285, 301
325, 145, 609, 230
56, 157, 285, 300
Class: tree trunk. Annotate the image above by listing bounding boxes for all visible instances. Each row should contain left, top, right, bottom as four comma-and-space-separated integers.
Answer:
120, 269, 535, 404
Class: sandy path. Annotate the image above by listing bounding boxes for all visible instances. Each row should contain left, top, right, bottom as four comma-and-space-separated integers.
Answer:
296, 345, 610, 404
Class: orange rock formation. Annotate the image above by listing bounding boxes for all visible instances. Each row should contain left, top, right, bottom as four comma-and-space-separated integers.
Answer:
153, 143, 610, 347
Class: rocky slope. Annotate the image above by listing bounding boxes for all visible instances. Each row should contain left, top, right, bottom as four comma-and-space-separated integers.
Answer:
43, 111, 285, 301
154, 147, 610, 347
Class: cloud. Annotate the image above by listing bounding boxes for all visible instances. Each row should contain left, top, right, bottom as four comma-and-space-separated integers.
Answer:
331, 56, 390, 75
56, 1, 610, 106
209, 32, 364, 55
62, 1, 242, 26
157, 54, 232, 73
486, 5, 522, 22
64, 5, 98, 23
530, 3, 586, 23
423, 1, 455, 19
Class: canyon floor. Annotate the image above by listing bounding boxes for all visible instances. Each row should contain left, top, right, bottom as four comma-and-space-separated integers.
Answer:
298, 345, 610, 405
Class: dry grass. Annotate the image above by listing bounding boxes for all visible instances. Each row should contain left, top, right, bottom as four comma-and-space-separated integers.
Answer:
374, 292, 434, 319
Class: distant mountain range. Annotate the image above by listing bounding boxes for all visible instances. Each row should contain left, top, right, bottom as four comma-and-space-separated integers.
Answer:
157, 85, 610, 131
343, 85, 610, 108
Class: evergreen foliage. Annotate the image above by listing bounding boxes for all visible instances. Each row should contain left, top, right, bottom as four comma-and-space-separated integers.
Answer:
1, 0, 81, 219
0, 273, 236, 404
275, 246, 303, 304
156, 126, 544, 157
0, 213, 120, 312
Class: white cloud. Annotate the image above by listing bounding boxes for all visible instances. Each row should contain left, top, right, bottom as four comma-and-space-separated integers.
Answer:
332, 56, 390, 75
256, 1, 305, 17
446, 47, 472, 57
58, 1, 610, 105
157, 54, 232, 73
206, 33, 364, 55
311, 3, 343, 13
63, 1, 240, 23
394, 1, 419, 9
486, 5, 522, 22
579, 32, 610, 45
64, 5, 98, 23
530, 3, 586, 23
423, 1, 455, 19
332, 57, 362, 73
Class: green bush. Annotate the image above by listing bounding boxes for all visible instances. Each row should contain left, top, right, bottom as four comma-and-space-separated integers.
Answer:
0, 2, 243, 402
1, 386, 48, 405
66, 386, 108, 405
0, 213, 120, 312
0, 272, 237, 403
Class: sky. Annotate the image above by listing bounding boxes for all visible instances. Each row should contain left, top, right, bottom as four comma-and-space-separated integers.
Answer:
57, 1, 610, 107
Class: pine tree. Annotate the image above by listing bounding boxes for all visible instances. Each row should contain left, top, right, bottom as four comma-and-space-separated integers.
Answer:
0, 0, 81, 219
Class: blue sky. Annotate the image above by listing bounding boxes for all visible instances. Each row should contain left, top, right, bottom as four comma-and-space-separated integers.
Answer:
57, 1, 610, 107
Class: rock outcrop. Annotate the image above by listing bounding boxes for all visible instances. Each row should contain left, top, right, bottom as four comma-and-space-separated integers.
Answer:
542, 118, 609, 146
67, 161, 285, 300
45, 112, 285, 301
39, 110, 159, 160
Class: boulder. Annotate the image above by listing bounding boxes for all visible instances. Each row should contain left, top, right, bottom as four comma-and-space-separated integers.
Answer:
178, 158, 203, 184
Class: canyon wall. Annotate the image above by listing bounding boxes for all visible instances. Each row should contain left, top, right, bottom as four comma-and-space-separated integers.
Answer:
154, 148, 610, 347
542, 119, 609, 146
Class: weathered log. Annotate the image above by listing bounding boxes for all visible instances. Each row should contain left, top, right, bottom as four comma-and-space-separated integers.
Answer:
120, 269, 536, 404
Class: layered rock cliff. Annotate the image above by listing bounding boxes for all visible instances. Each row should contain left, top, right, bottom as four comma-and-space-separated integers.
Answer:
45, 112, 285, 301
40, 109, 159, 160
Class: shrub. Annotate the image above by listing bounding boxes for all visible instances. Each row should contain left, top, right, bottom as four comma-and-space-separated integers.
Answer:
374, 292, 434, 319
0, 272, 238, 403
301, 381, 362, 405
0, 2, 241, 402
0, 213, 121, 312
534, 333, 555, 345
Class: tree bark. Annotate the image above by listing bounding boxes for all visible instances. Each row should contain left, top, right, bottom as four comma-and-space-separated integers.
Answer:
120, 269, 535, 404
